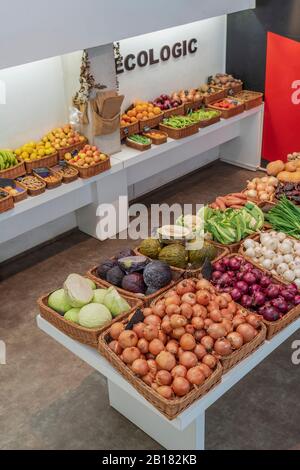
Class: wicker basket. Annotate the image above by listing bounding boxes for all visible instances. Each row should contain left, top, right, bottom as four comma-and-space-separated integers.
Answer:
51, 165, 79, 183
98, 316, 223, 420
68, 157, 111, 179
234, 91, 263, 110
221, 323, 267, 372
208, 99, 245, 119
0, 191, 14, 213
224, 82, 243, 96
239, 230, 300, 287
134, 243, 229, 279
125, 138, 151, 152
33, 169, 63, 189
139, 114, 163, 133
16, 178, 46, 196
37, 290, 142, 348
0, 161, 26, 179
159, 122, 199, 140
11, 182, 28, 202
202, 87, 227, 105
23, 152, 58, 173
263, 305, 300, 340
214, 253, 300, 340
142, 130, 168, 145
86, 265, 182, 307
184, 98, 204, 113
198, 114, 221, 128
163, 104, 185, 118
120, 121, 140, 140
57, 139, 87, 159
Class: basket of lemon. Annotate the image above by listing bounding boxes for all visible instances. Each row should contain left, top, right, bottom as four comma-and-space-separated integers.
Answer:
16, 141, 58, 173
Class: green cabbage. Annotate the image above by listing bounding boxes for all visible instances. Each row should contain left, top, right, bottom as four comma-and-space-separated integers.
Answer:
93, 288, 108, 304
64, 308, 80, 324
79, 303, 112, 328
48, 289, 72, 314
85, 278, 97, 290
104, 287, 131, 317
64, 274, 94, 308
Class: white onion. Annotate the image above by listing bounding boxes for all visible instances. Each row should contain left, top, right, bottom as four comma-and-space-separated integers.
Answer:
283, 270, 296, 282
277, 263, 289, 275
262, 259, 274, 270
245, 248, 256, 258
273, 255, 284, 266
264, 249, 276, 259
294, 279, 300, 289
277, 232, 287, 242
283, 254, 294, 264
295, 269, 300, 279
244, 239, 256, 250
255, 247, 262, 257
280, 241, 293, 254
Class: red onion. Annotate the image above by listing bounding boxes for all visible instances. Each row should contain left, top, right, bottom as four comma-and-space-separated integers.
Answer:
295, 295, 300, 306
251, 268, 262, 281
262, 305, 281, 322
229, 257, 242, 271
236, 272, 244, 281
227, 271, 236, 278
242, 272, 256, 285
252, 291, 266, 307
212, 271, 222, 282
222, 257, 231, 268
271, 297, 288, 313
219, 273, 232, 287
265, 284, 280, 299
286, 283, 298, 294
280, 289, 295, 302
249, 284, 262, 295
260, 275, 272, 288
241, 262, 253, 272
214, 261, 226, 273
231, 288, 242, 301
236, 281, 249, 294
240, 295, 253, 308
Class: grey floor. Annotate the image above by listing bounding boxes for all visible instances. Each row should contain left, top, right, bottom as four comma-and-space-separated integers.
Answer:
0, 161, 299, 450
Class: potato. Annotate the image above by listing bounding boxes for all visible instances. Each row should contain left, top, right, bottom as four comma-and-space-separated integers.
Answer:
284, 161, 297, 172
266, 160, 285, 176
277, 171, 300, 183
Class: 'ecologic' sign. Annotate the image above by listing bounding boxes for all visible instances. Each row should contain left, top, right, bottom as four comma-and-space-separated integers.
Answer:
116, 39, 198, 74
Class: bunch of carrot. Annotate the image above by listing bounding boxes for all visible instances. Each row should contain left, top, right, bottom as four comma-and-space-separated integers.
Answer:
209, 192, 248, 211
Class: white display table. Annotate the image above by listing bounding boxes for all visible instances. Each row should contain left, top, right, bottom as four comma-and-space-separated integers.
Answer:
37, 314, 300, 450
0, 106, 264, 260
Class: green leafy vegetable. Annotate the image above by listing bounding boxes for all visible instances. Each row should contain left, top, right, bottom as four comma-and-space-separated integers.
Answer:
266, 196, 300, 239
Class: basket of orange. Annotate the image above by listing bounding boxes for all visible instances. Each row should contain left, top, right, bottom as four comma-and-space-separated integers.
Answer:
121, 101, 163, 135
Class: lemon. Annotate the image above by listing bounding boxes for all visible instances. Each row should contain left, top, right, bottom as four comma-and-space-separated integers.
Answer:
15, 149, 21, 156
38, 149, 45, 157
21, 152, 29, 159
31, 152, 37, 160
45, 142, 51, 148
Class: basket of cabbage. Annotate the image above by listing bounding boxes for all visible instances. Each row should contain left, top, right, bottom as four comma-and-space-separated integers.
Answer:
37, 273, 142, 347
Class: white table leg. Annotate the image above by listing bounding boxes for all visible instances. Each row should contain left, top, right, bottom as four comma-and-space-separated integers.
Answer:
108, 380, 205, 450
220, 105, 264, 171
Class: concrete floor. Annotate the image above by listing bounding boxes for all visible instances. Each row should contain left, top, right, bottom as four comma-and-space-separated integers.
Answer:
0, 161, 299, 450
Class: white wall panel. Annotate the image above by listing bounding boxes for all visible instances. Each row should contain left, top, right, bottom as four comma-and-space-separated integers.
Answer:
0, 0, 255, 70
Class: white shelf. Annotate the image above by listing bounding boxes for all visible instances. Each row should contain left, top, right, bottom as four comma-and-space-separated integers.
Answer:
115, 106, 262, 169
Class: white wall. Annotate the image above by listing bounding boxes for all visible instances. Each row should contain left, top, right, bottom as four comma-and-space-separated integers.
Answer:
0, 0, 255, 70
118, 17, 227, 110
0, 57, 68, 149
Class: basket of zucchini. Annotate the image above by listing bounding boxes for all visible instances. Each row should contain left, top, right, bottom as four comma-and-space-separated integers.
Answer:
159, 116, 199, 139
126, 134, 152, 151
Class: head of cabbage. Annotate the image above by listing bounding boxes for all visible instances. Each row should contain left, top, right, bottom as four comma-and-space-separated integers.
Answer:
48, 289, 72, 315
93, 288, 108, 304
104, 287, 131, 317
64, 274, 94, 308
64, 308, 80, 324
79, 303, 112, 329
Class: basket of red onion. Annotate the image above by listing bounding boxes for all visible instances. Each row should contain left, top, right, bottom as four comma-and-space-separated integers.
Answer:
211, 255, 300, 339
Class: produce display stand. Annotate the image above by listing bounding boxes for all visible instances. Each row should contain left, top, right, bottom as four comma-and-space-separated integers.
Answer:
0, 106, 264, 261
37, 313, 300, 450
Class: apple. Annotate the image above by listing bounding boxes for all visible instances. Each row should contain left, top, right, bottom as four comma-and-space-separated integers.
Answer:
92, 146, 97, 152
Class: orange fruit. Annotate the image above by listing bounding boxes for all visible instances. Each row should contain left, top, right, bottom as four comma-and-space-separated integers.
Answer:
141, 105, 148, 112
142, 111, 148, 117
127, 110, 134, 117
142, 116, 148, 120
136, 105, 143, 112
130, 117, 138, 123
121, 120, 127, 126
148, 112, 155, 118
153, 107, 161, 115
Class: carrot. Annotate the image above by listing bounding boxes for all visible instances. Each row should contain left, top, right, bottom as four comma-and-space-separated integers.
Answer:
215, 197, 226, 211
230, 204, 244, 209
227, 192, 247, 199
210, 203, 219, 209
224, 197, 246, 205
